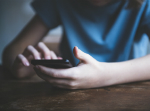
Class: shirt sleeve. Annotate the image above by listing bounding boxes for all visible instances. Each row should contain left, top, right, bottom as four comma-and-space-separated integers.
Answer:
141, 0, 150, 34
31, 0, 61, 29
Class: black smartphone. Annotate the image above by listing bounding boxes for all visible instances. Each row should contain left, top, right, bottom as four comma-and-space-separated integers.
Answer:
31, 59, 72, 69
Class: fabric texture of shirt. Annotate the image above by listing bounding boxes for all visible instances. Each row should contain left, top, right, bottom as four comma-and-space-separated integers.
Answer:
31, 0, 150, 66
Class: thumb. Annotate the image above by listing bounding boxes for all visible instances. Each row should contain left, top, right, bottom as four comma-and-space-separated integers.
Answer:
73, 46, 94, 63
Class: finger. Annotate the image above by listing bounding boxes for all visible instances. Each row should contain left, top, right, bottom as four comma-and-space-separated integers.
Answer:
37, 73, 72, 86
50, 51, 57, 59
57, 57, 63, 59
36, 42, 57, 59
35, 65, 77, 79
36, 42, 51, 59
34, 67, 74, 88
73, 46, 95, 64
17, 54, 30, 66
23, 45, 41, 60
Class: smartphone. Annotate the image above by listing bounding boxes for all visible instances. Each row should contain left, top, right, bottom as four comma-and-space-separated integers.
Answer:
31, 59, 72, 69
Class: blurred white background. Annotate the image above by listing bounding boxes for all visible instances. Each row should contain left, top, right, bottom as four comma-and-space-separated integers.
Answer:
0, 0, 62, 64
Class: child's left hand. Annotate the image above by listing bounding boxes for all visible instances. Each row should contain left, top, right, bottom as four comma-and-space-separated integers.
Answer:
34, 46, 110, 89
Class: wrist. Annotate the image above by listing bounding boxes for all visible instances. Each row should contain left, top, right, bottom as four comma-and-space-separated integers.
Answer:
97, 62, 120, 87
94, 62, 113, 87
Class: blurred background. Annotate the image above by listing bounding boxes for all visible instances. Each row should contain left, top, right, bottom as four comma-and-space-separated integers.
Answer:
0, 0, 62, 64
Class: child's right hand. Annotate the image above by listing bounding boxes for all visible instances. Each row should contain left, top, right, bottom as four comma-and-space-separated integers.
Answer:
11, 42, 60, 78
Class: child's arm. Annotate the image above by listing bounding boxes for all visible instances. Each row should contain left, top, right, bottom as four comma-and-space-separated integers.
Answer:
2, 14, 50, 78
102, 54, 150, 86
33, 46, 150, 89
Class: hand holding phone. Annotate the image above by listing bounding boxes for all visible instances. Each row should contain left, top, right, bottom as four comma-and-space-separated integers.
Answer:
31, 59, 72, 69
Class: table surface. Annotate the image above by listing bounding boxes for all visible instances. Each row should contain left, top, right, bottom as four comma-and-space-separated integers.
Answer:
0, 66, 150, 111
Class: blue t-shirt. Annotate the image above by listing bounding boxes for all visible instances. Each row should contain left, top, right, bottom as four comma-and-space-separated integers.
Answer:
31, 0, 150, 66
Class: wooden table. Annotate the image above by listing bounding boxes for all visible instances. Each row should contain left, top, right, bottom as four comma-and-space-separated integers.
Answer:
0, 65, 150, 111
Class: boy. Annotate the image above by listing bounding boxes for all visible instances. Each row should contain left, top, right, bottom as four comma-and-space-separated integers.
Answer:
2, 0, 150, 89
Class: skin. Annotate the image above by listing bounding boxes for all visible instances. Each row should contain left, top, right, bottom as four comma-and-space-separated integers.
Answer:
2, 0, 150, 89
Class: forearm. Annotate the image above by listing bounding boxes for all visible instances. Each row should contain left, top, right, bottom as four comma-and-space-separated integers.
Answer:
103, 54, 150, 86
2, 15, 49, 78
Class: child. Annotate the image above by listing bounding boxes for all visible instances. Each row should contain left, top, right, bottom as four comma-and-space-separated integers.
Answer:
2, 0, 150, 89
